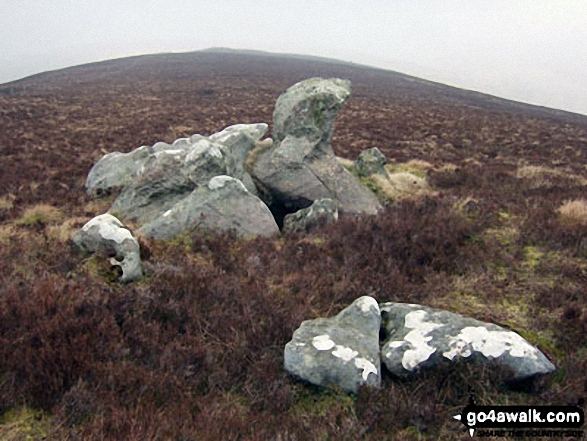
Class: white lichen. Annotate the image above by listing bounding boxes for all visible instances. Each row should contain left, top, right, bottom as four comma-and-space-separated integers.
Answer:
332, 345, 358, 362
312, 334, 335, 351
356, 296, 379, 314
354, 358, 378, 381
442, 326, 539, 361
208, 175, 248, 192
388, 310, 444, 371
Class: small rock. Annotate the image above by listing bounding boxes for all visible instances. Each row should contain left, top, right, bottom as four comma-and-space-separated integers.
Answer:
72, 214, 143, 283
284, 296, 382, 393
283, 198, 338, 233
354, 147, 387, 177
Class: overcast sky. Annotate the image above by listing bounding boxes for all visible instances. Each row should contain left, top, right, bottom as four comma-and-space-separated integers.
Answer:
1, 0, 586, 115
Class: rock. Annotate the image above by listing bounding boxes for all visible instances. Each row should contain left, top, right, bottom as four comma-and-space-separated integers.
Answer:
354, 147, 387, 177
138, 176, 279, 240
85, 135, 212, 198
284, 296, 382, 393
273, 77, 351, 148
208, 123, 269, 195
72, 214, 143, 283
283, 198, 338, 233
380, 303, 555, 381
252, 78, 382, 216
85, 145, 152, 197
108, 148, 198, 225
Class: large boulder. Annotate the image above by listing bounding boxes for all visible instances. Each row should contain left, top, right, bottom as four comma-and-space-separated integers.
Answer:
138, 176, 279, 240
252, 78, 381, 216
72, 214, 144, 283
284, 296, 382, 393
380, 303, 555, 381
283, 198, 338, 233
85, 135, 208, 197
108, 147, 202, 225
85, 145, 152, 197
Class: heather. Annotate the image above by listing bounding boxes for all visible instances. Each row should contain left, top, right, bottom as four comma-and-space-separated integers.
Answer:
1, 51, 587, 440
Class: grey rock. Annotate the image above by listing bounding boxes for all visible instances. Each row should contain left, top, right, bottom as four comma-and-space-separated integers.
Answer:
380, 303, 555, 381
72, 214, 143, 283
252, 78, 382, 215
283, 198, 338, 233
108, 148, 198, 225
355, 147, 387, 177
184, 139, 236, 187
209, 123, 269, 195
138, 176, 279, 240
85, 145, 152, 197
284, 296, 382, 393
273, 77, 351, 148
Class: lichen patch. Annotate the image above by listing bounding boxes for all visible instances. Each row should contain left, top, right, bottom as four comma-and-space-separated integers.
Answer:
312, 334, 335, 351
442, 326, 539, 361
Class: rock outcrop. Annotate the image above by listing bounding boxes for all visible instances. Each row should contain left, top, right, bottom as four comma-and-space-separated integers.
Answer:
252, 78, 382, 216
83, 79, 393, 241
380, 303, 555, 381
72, 214, 144, 283
284, 296, 382, 393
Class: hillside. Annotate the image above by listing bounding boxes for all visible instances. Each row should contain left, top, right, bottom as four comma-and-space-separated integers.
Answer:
1, 49, 586, 440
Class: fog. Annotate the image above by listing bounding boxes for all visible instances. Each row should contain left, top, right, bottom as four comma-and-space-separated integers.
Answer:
1, 0, 586, 115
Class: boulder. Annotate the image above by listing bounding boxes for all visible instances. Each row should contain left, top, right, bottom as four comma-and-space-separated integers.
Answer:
138, 176, 279, 240
72, 214, 143, 283
354, 147, 387, 177
108, 147, 201, 225
273, 77, 351, 148
283, 198, 338, 233
252, 78, 381, 216
284, 296, 382, 393
85, 145, 152, 197
380, 303, 555, 381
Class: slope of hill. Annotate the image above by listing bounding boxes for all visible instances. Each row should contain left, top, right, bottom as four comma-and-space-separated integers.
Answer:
1, 49, 586, 440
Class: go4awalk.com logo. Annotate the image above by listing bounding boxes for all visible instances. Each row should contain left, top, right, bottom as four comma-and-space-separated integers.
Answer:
453, 396, 584, 438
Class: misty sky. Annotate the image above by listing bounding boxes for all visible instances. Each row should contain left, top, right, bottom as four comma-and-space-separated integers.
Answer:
1, 0, 586, 115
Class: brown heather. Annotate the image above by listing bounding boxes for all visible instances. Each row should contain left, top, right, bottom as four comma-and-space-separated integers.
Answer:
1, 51, 587, 439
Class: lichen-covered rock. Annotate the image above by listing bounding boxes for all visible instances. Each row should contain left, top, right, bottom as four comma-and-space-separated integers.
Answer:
138, 176, 279, 240
85, 145, 153, 197
72, 214, 143, 283
108, 147, 201, 225
380, 303, 555, 381
208, 123, 268, 195
284, 296, 382, 393
273, 77, 351, 148
283, 198, 338, 233
252, 78, 381, 215
354, 147, 387, 177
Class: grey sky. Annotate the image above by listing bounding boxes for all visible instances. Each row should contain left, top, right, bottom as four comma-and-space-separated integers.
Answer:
1, 0, 586, 115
